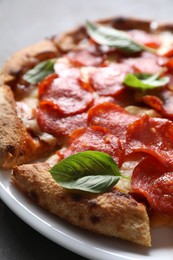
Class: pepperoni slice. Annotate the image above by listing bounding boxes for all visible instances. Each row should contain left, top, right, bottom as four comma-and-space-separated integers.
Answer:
38, 74, 58, 97
59, 125, 125, 167
126, 114, 173, 165
113, 87, 137, 107
67, 49, 103, 67
89, 64, 132, 96
143, 89, 173, 120
165, 57, 173, 71
124, 53, 164, 74
57, 67, 80, 79
127, 30, 160, 49
54, 58, 81, 79
163, 49, 173, 58
131, 156, 173, 215
39, 77, 94, 116
88, 102, 138, 140
37, 103, 87, 138
93, 96, 116, 105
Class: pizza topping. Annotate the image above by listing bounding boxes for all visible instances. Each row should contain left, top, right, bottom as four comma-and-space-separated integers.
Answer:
157, 31, 173, 56
23, 59, 56, 84
50, 150, 124, 193
131, 156, 173, 215
16, 100, 39, 132
67, 49, 103, 67
59, 126, 125, 167
86, 21, 156, 54
54, 57, 71, 73
54, 58, 81, 79
127, 29, 160, 49
87, 102, 137, 140
38, 73, 58, 97
89, 63, 132, 96
39, 77, 94, 116
123, 55, 164, 74
142, 89, 173, 119
125, 105, 161, 117
93, 95, 116, 105
126, 115, 173, 165
117, 153, 145, 193
16, 94, 57, 145
123, 71, 169, 90
112, 87, 136, 107
38, 104, 87, 138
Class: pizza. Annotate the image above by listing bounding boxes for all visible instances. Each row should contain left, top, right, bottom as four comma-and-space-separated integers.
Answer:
1, 16, 173, 248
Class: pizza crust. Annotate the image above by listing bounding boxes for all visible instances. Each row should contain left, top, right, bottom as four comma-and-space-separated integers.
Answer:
0, 39, 61, 169
0, 84, 60, 169
12, 162, 151, 247
0, 39, 58, 86
0, 85, 30, 168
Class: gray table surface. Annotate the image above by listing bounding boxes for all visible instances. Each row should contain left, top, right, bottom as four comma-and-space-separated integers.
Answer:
0, 0, 173, 259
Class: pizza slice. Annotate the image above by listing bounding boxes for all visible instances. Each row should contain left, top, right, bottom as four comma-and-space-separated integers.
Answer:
1, 17, 173, 247
12, 161, 151, 247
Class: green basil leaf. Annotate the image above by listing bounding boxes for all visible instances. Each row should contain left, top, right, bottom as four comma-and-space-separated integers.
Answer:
123, 73, 169, 90
49, 151, 123, 193
23, 59, 56, 84
86, 20, 156, 54
53, 175, 120, 193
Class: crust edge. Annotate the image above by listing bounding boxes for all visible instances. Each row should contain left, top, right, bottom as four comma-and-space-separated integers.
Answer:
12, 162, 151, 247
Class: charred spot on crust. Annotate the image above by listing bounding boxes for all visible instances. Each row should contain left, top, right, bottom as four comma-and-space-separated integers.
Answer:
70, 192, 84, 202
6, 144, 16, 155
112, 189, 131, 198
88, 199, 99, 208
112, 17, 151, 32
113, 17, 126, 26
29, 190, 38, 202
112, 190, 139, 207
90, 215, 101, 225
78, 213, 84, 221
128, 200, 139, 207
159, 24, 173, 33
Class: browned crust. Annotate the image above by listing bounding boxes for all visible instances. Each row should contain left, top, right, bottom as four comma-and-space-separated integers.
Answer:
12, 162, 151, 247
52, 16, 173, 51
0, 84, 30, 168
0, 39, 60, 168
2, 16, 173, 85
0, 85, 59, 169
0, 39, 58, 86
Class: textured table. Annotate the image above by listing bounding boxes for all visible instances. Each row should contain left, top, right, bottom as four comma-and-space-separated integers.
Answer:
0, 0, 173, 259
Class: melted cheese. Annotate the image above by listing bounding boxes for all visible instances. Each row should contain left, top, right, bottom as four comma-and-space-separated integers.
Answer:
157, 31, 173, 55
16, 88, 56, 145
125, 105, 161, 117
116, 154, 143, 193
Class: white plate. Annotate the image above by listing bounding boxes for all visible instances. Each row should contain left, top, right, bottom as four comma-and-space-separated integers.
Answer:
0, 169, 173, 260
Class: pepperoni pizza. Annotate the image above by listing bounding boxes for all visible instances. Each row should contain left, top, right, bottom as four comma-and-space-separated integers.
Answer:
1, 17, 173, 247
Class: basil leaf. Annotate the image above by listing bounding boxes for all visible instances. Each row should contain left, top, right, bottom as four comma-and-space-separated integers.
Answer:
23, 59, 56, 84
54, 175, 120, 193
123, 73, 169, 90
86, 21, 155, 54
49, 151, 123, 193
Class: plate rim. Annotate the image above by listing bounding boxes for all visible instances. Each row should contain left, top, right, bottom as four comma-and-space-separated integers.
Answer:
0, 169, 173, 260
